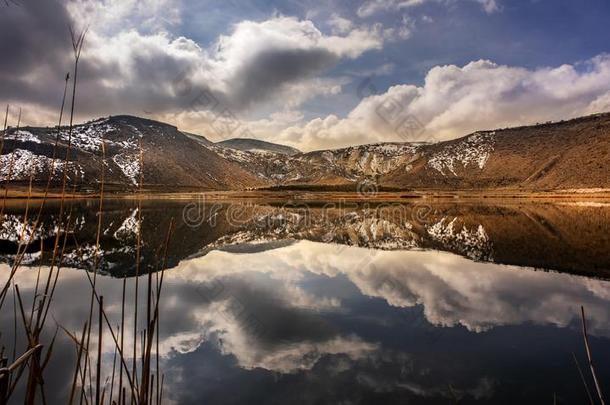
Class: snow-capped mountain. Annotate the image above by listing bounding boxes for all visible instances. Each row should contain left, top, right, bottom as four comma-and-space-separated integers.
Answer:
1, 115, 265, 191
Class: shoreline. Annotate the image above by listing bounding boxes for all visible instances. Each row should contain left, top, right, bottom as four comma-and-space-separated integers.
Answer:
2, 187, 610, 204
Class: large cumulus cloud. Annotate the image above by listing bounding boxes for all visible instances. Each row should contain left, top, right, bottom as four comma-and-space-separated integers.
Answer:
0, 1, 385, 127
273, 56, 610, 151
3, 0, 610, 152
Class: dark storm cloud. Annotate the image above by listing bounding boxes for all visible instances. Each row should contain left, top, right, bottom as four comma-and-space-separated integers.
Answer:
0, 0, 73, 107
0, 0, 213, 120
0, 2, 365, 124
228, 47, 339, 111
0, 0, 71, 74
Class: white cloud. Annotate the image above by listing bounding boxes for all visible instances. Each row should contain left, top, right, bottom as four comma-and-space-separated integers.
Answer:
476, 0, 500, 13
357, 0, 426, 18
166, 17, 384, 107
357, 0, 501, 18
389, 15, 416, 40
269, 110, 305, 123
67, 0, 182, 34
586, 91, 610, 114
271, 76, 346, 110
3, 2, 388, 127
5, 0, 606, 154
215, 332, 376, 374
328, 14, 355, 35
92, 15, 386, 112
66, 13, 390, 136
267, 55, 610, 151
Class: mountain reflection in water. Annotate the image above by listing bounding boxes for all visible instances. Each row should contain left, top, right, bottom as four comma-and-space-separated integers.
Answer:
1, 199, 609, 404
1, 199, 609, 277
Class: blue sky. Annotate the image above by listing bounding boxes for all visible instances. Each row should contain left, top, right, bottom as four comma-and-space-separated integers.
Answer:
2, 0, 610, 150
181, 0, 610, 71
178, 0, 610, 118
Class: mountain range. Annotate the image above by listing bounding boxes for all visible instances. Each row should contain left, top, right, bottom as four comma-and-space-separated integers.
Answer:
1, 112, 609, 192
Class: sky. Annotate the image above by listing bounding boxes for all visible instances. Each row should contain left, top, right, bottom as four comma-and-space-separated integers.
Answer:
1, 0, 610, 151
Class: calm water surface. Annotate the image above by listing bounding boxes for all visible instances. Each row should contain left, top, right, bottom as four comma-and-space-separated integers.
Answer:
1, 199, 609, 404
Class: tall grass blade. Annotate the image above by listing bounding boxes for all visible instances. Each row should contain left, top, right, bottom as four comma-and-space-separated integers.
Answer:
581, 306, 606, 405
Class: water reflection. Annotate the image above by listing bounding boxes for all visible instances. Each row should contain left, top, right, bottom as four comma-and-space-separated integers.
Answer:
1, 199, 610, 403
1, 199, 610, 277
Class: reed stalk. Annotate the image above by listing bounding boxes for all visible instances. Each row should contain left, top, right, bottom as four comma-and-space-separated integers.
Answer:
0, 72, 70, 310
95, 296, 103, 405
581, 306, 606, 405
0, 104, 8, 157
572, 352, 595, 405
0, 22, 177, 404
132, 139, 145, 400
0, 26, 91, 404
68, 321, 88, 405
0, 108, 21, 221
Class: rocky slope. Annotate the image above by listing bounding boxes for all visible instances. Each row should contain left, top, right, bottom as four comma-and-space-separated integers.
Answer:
381, 113, 610, 190
209, 142, 425, 185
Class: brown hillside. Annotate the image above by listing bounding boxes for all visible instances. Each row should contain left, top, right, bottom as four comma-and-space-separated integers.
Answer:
381, 113, 610, 190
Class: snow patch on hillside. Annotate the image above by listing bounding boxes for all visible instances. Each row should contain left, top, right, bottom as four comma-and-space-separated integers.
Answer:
4, 130, 41, 144
295, 143, 422, 180
427, 132, 495, 176
0, 149, 82, 181
312, 143, 422, 177
59, 120, 138, 152
113, 153, 140, 185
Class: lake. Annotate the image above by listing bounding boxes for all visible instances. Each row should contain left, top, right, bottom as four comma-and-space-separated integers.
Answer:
1, 198, 609, 404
